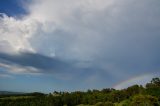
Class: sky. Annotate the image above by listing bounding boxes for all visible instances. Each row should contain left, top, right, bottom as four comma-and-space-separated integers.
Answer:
0, 0, 160, 93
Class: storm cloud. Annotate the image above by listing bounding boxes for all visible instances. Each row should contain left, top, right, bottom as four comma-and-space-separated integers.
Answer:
0, 0, 160, 90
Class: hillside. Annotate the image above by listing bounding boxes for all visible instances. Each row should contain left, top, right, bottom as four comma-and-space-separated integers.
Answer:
0, 91, 24, 95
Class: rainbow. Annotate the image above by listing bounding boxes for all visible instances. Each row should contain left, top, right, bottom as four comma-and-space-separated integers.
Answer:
113, 72, 160, 90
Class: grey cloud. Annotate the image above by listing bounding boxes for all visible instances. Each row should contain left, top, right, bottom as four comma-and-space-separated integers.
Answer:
0, 0, 160, 89
26, 0, 160, 82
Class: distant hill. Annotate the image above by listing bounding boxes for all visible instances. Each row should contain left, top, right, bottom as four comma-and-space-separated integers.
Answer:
0, 91, 24, 95
0, 91, 45, 96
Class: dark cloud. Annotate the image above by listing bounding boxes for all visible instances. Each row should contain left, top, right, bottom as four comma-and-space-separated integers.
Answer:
0, 52, 75, 73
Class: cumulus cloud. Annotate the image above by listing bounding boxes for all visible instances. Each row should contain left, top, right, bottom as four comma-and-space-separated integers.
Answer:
0, 0, 160, 87
0, 13, 35, 53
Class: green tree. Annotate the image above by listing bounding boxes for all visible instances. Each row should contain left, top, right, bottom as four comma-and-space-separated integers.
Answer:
130, 95, 160, 106
146, 77, 160, 97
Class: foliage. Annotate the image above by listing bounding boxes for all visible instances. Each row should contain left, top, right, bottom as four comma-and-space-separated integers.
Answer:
130, 94, 160, 106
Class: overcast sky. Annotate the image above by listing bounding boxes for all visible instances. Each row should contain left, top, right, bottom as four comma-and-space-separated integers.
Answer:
0, 0, 160, 93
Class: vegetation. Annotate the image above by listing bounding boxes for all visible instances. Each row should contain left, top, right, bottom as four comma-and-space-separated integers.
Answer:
0, 77, 160, 106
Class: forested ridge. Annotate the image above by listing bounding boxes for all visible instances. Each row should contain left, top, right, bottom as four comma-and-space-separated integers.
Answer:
0, 77, 160, 106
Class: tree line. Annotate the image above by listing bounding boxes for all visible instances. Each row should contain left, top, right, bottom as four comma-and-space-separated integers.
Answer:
0, 77, 160, 106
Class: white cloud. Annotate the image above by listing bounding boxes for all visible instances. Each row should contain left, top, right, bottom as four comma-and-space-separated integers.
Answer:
0, 63, 40, 75
0, 13, 36, 54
